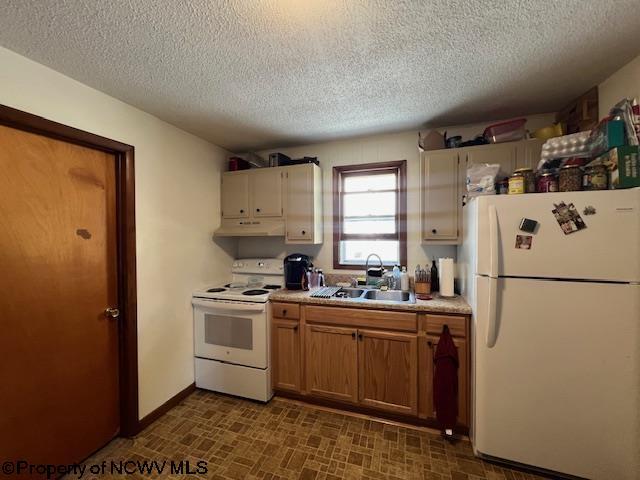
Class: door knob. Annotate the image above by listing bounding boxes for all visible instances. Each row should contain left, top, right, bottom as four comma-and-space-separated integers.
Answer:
105, 307, 120, 319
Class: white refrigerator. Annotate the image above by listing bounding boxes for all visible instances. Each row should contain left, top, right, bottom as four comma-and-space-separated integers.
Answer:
458, 188, 640, 479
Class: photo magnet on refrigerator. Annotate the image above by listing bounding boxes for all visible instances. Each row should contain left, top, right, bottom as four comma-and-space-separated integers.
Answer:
552, 202, 587, 235
515, 235, 532, 250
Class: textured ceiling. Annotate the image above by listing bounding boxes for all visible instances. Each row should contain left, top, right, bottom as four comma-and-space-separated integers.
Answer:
1, 1, 639, 151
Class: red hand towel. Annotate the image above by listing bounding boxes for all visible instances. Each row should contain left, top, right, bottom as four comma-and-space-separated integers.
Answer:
433, 325, 459, 431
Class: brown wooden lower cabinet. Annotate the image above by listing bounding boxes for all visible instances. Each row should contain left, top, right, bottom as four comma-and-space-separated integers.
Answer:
270, 304, 470, 430
304, 324, 358, 403
271, 318, 301, 392
358, 329, 418, 415
421, 334, 469, 427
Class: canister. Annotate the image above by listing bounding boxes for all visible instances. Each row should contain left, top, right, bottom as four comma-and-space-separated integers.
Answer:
559, 164, 582, 192
508, 172, 525, 194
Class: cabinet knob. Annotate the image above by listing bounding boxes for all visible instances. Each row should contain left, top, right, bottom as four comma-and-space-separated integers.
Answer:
293, 325, 298, 332
352, 332, 356, 339
427, 341, 433, 347
302, 230, 306, 235
358, 333, 363, 341
283, 309, 287, 316
240, 209, 244, 213
432, 228, 437, 234
256, 208, 261, 212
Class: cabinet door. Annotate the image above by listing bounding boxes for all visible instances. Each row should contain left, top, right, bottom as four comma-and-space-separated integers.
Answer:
421, 335, 469, 427
422, 150, 459, 241
305, 324, 358, 403
285, 166, 313, 241
358, 329, 418, 415
221, 172, 249, 218
465, 143, 517, 179
271, 318, 301, 392
251, 169, 283, 217
515, 139, 544, 170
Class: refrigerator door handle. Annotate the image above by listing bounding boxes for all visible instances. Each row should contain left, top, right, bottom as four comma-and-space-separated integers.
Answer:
488, 204, 498, 279
486, 276, 499, 347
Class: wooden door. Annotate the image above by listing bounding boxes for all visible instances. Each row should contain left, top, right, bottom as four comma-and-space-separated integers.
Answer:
285, 165, 313, 241
422, 150, 459, 241
221, 172, 249, 218
465, 143, 517, 179
423, 335, 469, 427
0, 125, 120, 466
358, 330, 418, 415
251, 168, 283, 218
271, 318, 301, 392
305, 324, 358, 403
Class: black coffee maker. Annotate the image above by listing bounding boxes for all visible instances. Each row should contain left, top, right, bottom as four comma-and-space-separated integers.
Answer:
284, 254, 311, 290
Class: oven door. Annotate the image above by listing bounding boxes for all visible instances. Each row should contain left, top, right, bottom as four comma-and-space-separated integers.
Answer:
193, 298, 267, 369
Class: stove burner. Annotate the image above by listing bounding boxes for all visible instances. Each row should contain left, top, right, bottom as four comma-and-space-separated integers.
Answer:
242, 289, 269, 296
263, 284, 281, 290
207, 288, 226, 293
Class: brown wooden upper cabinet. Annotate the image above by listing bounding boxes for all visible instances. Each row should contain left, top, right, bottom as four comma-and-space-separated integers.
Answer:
221, 171, 250, 218
421, 138, 544, 244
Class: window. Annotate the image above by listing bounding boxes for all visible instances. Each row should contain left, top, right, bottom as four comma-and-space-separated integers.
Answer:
333, 161, 407, 269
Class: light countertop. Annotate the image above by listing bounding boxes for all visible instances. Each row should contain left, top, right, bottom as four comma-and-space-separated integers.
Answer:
269, 289, 471, 315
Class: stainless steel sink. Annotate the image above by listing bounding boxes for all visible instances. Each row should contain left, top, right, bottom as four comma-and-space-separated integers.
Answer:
334, 288, 366, 298
333, 287, 415, 304
363, 290, 412, 302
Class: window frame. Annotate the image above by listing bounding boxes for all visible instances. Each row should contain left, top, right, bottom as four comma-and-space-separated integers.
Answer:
332, 160, 407, 270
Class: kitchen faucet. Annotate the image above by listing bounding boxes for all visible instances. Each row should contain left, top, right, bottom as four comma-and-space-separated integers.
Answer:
365, 253, 384, 286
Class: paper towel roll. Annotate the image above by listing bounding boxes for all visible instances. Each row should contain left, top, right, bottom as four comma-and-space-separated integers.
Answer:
438, 258, 455, 297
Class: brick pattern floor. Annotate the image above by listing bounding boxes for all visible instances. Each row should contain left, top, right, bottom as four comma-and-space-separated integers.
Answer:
79, 390, 546, 480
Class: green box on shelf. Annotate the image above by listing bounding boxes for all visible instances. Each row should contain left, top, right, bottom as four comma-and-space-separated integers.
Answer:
590, 120, 626, 158
602, 146, 640, 188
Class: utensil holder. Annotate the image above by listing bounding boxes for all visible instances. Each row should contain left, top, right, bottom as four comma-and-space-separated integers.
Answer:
415, 281, 431, 295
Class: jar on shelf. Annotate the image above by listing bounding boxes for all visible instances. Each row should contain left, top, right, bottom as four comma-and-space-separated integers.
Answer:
508, 171, 525, 194
583, 164, 608, 190
537, 171, 558, 193
514, 168, 536, 193
559, 164, 582, 192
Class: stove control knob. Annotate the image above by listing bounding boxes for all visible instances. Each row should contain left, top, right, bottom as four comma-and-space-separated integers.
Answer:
258, 261, 265, 268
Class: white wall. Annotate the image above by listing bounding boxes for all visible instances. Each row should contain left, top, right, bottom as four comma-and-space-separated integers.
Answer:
0, 46, 235, 418
237, 113, 556, 273
598, 54, 640, 118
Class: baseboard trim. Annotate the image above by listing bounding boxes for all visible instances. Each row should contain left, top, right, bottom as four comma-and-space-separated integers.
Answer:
133, 382, 196, 434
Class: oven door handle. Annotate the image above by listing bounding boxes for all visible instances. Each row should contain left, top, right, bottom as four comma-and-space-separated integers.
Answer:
192, 298, 266, 313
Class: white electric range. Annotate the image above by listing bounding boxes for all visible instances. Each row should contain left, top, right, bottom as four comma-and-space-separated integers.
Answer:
192, 258, 283, 402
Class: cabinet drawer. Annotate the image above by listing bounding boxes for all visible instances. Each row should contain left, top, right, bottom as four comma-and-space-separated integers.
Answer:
271, 302, 300, 320
424, 314, 466, 338
305, 305, 416, 332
